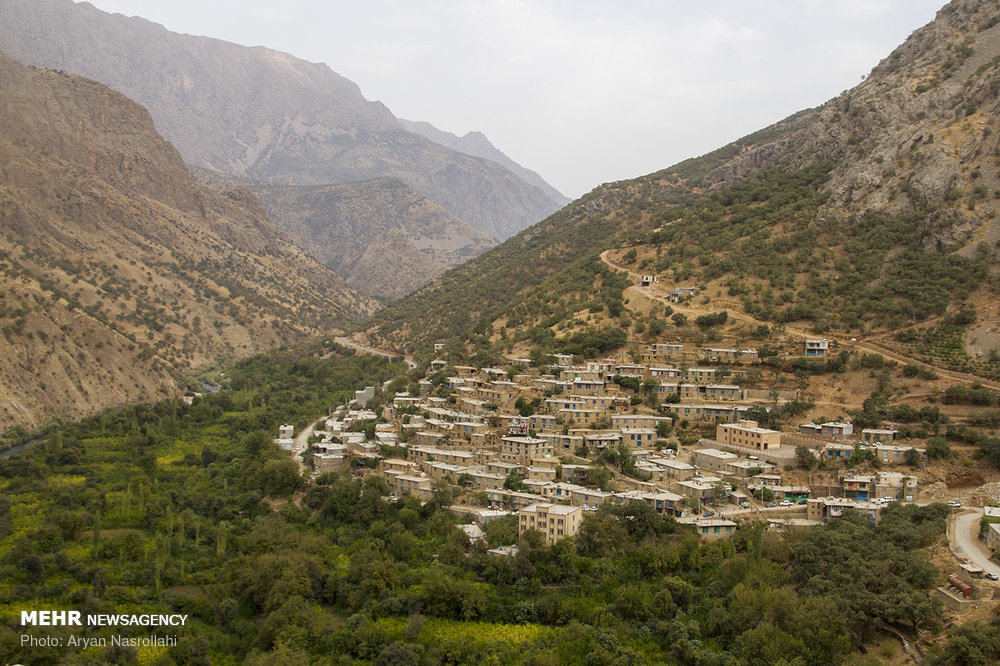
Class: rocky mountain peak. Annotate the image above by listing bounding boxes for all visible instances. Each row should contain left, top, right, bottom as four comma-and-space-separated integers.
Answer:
691, 0, 1000, 254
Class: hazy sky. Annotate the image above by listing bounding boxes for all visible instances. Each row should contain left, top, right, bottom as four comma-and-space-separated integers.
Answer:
81, 0, 945, 198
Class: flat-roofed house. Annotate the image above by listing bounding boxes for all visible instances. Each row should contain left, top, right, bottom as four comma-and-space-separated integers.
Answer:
715, 420, 781, 451
519, 503, 583, 545
500, 436, 552, 465
691, 448, 739, 472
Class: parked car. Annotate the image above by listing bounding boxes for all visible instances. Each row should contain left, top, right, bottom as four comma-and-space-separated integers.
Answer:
739, 501, 751, 509
947, 500, 962, 508
765, 502, 777, 508
986, 572, 999, 581
779, 500, 793, 506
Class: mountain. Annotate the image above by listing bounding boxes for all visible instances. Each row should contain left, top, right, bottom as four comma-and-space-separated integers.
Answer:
0, 0, 563, 244
367, 0, 1000, 372
196, 171, 496, 300
0, 51, 376, 432
399, 119, 571, 207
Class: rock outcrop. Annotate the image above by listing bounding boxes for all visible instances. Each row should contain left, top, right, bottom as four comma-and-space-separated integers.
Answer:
0, 51, 375, 431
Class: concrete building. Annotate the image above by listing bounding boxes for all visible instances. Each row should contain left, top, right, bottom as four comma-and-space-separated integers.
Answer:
686, 368, 717, 383
675, 476, 723, 500
613, 489, 683, 516
875, 471, 917, 501
389, 473, 434, 501
646, 457, 696, 481
822, 443, 855, 459
843, 474, 875, 501
821, 422, 854, 438
519, 503, 584, 545
715, 420, 781, 451
987, 523, 1000, 554
805, 339, 829, 356
678, 517, 738, 540
806, 497, 882, 523
691, 448, 739, 472
621, 427, 657, 448
662, 403, 750, 422
611, 414, 672, 430
500, 436, 553, 465
539, 433, 584, 455
861, 428, 897, 443
872, 444, 918, 465
704, 384, 743, 401
726, 459, 775, 478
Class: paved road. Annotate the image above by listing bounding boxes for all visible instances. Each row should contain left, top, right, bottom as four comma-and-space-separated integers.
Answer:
336, 336, 417, 369
951, 508, 1000, 576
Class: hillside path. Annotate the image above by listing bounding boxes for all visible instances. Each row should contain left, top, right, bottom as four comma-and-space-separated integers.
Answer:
336, 336, 417, 369
599, 250, 1000, 391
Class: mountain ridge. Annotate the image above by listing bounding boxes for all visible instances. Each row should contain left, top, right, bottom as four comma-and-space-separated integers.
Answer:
194, 170, 497, 300
0, 0, 564, 243
366, 0, 1000, 374
0, 50, 375, 431
399, 118, 571, 207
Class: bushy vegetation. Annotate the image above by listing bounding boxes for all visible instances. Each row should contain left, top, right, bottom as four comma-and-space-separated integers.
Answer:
370, 156, 991, 371
0, 344, 958, 664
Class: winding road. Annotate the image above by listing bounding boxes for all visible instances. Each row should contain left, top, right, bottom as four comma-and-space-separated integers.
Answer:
951, 508, 1000, 577
336, 336, 417, 369
599, 249, 1000, 391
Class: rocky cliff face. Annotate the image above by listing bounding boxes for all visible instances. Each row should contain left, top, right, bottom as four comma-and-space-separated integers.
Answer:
0, 51, 376, 431
198, 173, 496, 300
0, 0, 562, 243
399, 119, 571, 207
695, 0, 1000, 254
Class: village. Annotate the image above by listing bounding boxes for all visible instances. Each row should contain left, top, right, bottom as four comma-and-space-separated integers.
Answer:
270, 334, 1000, 573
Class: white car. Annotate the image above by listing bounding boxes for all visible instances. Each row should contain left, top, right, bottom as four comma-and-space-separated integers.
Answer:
779, 500, 793, 506
947, 500, 962, 508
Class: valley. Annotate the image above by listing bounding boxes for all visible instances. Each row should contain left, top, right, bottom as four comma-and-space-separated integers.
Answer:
4, 0, 1000, 664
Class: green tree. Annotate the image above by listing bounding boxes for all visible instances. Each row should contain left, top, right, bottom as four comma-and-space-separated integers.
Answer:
934, 619, 1000, 666
926, 436, 951, 460
261, 458, 304, 497
795, 445, 817, 470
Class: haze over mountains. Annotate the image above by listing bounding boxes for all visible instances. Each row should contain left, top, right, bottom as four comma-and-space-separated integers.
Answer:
0, 51, 375, 430
196, 172, 496, 301
398, 119, 572, 209
0, 0, 567, 296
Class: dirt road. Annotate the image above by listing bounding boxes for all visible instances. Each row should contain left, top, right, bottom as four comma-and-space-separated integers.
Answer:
336, 336, 417, 369
290, 417, 323, 474
600, 249, 1000, 390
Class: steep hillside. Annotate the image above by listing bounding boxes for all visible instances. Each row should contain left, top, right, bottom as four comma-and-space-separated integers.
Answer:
367, 0, 1000, 373
0, 0, 562, 242
0, 51, 376, 432
399, 119, 571, 207
197, 173, 496, 300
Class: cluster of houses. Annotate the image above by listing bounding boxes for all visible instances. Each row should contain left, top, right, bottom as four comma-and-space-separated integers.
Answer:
277, 343, 932, 545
